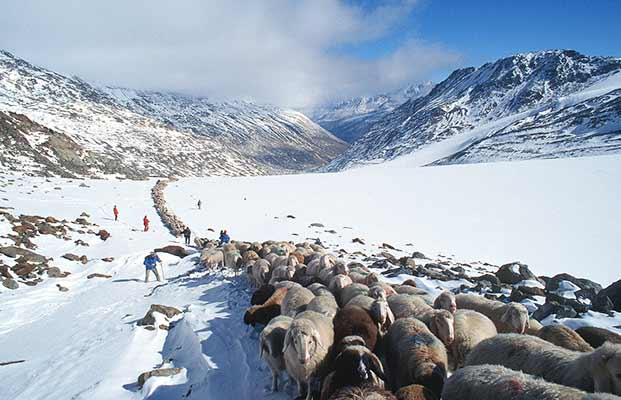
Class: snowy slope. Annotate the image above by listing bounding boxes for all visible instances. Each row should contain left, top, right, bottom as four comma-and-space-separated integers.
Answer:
0, 50, 346, 178
308, 82, 433, 143
325, 50, 621, 170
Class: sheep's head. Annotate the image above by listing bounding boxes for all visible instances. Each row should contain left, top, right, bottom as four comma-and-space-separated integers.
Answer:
368, 285, 387, 301
243, 306, 259, 325
592, 343, 621, 395
429, 310, 455, 346
501, 303, 529, 334
332, 275, 353, 292
411, 361, 446, 399
434, 291, 457, 314
284, 325, 322, 365
369, 299, 390, 326
365, 273, 380, 286
334, 345, 386, 385
335, 262, 349, 275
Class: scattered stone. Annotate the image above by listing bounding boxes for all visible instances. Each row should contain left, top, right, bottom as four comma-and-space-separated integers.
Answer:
0, 265, 11, 279
45, 216, 59, 223
80, 255, 89, 264
532, 302, 577, 320
56, 284, 69, 292
75, 218, 89, 225
0, 246, 47, 263
143, 326, 156, 331
594, 279, 621, 312
47, 267, 70, 278
286, 215, 296, 219
97, 230, 110, 241
11, 263, 37, 277
80, 212, 90, 217
381, 243, 396, 250
2, 278, 18, 290
137, 304, 182, 326
309, 223, 324, 228
496, 262, 540, 285
352, 238, 365, 245
324, 229, 337, 234
87, 273, 112, 279
154, 245, 189, 258
158, 324, 170, 331
137, 368, 183, 387
411, 251, 426, 259
74, 239, 89, 247
101, 257, 114, 262
79, 183, 90, 188
62, 253, 81, 262
546, 273, 603, 294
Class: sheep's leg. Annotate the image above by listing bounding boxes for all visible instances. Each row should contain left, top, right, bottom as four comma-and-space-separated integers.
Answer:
304, 380, 312, 400
271, 370, 278, 392
297, 380, 303, 398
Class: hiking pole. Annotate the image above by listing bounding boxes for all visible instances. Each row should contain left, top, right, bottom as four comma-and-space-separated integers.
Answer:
159, 260, 165, 281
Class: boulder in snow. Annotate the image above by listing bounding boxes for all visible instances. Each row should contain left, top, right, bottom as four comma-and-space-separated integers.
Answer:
154, 245, 189, 258
137, 368, 182, 387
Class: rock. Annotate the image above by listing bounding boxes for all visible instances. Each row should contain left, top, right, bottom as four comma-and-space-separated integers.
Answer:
518, 285, 545, 297
2, 278, 18, 290
495, 262, 539, 285
87, 273, 112, 279
11, 263, 37, 277
352, 238, 365, 245
154, 245, 190, 258
97, 230, 110, 241
137, 368, 183, 387
45, 216, 59, 223
56, 284, 69, 292
597, 280, 621, 312
471, 274, 501, 285
532, 302, 578, 321
101, 257, 114, 262
324, 229, 337, 234
381, 243, 396, 250
0, 265, 12, 279
75, 218, 89, 225
47, 267, 70, 278
80, 255, 88, 264
80, 212, 90, 217
74, 239, 89, 247
546, 273, 603, 293
37, 223, 63, 236
79, 183, 89, 188
0, 246, 47, 262
158, 324, 170, 331
286, 215, 296, 219
309, 223, 324, 228
510, 286, 543, 302
592, 293, 615, 314
62, 253, 81, 262
137, 304, 182, 326
411, 251, 426, 259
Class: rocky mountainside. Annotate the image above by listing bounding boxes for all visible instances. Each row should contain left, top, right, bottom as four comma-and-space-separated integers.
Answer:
324, 50, 621, 171
309, 82, 434, 143
0, 50, 346, 178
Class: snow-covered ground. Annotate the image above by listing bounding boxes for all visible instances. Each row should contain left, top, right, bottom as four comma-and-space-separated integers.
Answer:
168, 154, 621, 286
1, 153, 620, 400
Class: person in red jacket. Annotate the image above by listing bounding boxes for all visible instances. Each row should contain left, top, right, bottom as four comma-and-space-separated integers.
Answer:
113, 205, 119, 221
143, 215, 150, 232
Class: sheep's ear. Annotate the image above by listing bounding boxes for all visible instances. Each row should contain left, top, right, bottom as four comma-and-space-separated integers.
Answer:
283, 330, 292, 353
367, 353, 386, 381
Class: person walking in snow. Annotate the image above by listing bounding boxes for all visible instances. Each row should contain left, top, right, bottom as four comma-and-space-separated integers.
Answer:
144, 252, 162, 282
197, 199, 202, 210
143, 215, 150, 232
182, 226, 191, 246
113, 205, 119, 221
219, 229, 230, 245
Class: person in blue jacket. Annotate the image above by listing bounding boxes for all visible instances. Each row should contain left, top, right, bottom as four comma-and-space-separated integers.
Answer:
144, 252, 162, 282
219, 229, 230, 245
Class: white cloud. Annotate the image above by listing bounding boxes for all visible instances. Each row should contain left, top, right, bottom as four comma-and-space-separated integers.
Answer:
0, 0, 461, 107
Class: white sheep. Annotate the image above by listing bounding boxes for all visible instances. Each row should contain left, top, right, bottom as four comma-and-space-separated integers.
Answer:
306, 295, 339, 319
259, 315, 293, 392
455, 293, 529, 334
284, 310, 335, 400
448, 309, 497, 370
338, 283, 369, 307
434, 291, 457, 314
443, 364, 621, 400
328, 274, 353, 295
466, 334, 621, 395
388, 294, 455, 347
281, 286, 315, 317
250, 259, 271, 287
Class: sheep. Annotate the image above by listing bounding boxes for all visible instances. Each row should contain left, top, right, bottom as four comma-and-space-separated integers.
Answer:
284, 310, 335, 400
576, 326, 621, 349
448, 309, 497, 370
320, 254, 337, 269
307, 295, 339, 319
442, 364, 621, 400
260, 315, 293, 392
386, 317, 448, 397
251, 259, 271, 287
307, 258, 323, 276
269, 265, 295, 285
307, 283, 334, 297
265, 252, 279, 266
371, 281, 397, 297
346, 295, 394, 334
526, 318, 543, 335
244, 287, 288, 326
242, 249, 260, 265
466, 334, 621, 395
292, 251, 306, 265
349, 271, 369, 284
320, 343, 386, 400
281, 286, 315, 317
327, 385, 397, 400
200, 248, 224, 268
319, 266, 336, 285
536, 324, 594, 352
339, 283, 370, 307
293, 265, 316, 287
393, 286, 434, 304
394, 384, 437, 400
251, 284, 276, 305
433, 291, 456, 314
329, 274, 353, 295
455, 293, 529, 334
334, 305, 380, 353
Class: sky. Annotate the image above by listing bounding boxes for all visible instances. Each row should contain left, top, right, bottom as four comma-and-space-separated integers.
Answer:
1, 0, 620, 108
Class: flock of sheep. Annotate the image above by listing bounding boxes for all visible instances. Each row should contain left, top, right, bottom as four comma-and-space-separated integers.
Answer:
198, 239, 621, 400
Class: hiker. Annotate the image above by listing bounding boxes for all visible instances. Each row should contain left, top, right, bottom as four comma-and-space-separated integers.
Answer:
143, 215, 150, 232
182, 226, 191, 245
144, 252, 162, 282
219, 229, 230, 245
197, 199, 202, 210
113, 205, 119, 221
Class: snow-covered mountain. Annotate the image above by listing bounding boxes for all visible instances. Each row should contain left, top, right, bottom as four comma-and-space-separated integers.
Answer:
324, 50, 621, 171
309, 82, 434, 143
0, 50, 346, 178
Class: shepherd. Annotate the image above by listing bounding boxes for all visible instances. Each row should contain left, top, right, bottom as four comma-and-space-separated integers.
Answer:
197, 199, 202, 210
143, 215, 150, 232
144, 252, 162, 282
182, 226, 191, 245
219, 229, 230, 245
113, 205, 119, 221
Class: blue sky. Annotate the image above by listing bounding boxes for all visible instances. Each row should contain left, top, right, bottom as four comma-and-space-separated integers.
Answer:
343, 0, 621, 80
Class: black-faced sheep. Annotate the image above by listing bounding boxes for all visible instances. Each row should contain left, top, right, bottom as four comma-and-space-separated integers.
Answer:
448, 309, 497, 370
334, 305, 380, 352
284, 310, 335, 400
260, 315, 293, 391
466, 334, 621, 395
307, 295, 339, 319
442, 364, 621, 400
576, 326, 621, 348
327, 384, 397, 400
536, 324, 594, 352
433, 291, 456, 314
394, 384, 438, 400
455, 293, 529, 334
281, 286, 315, 317
385, 318, 448, 397
319, 343, 386, 400
244, 287, 288, 326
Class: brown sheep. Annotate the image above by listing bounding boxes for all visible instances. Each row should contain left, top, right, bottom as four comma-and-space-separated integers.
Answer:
244, 287, 288, 326
395, 384, 437, 400
334, 305, 380, 352
455, 293, 529, 334
328, 384, 397, 400
576, 326, 621, 348
536, 324, 594, 352
251, 284, 276, 305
